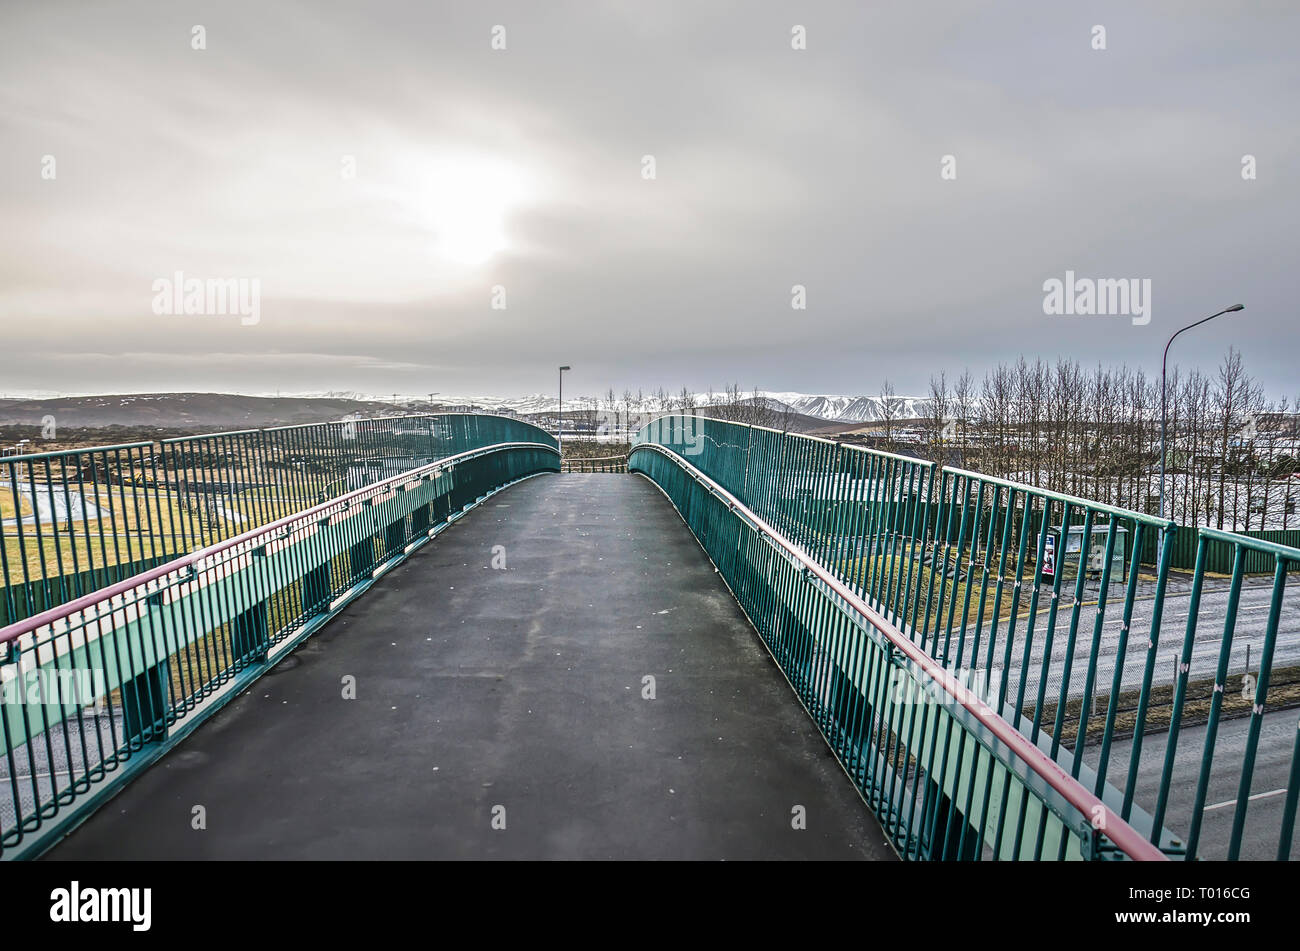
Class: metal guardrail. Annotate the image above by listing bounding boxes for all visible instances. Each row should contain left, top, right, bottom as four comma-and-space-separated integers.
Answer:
630, 440, 1165, 860
633, 416, 1300, 860
0, 423, 559, 860
1, 414, 556, 627
1175, 527, 1300, 860
1140, 524, 1300, 573
560, 457, 628, 473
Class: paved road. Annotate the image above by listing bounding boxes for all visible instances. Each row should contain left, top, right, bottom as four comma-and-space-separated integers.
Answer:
867, 553, 1299, 859
980, 577, 1299, 860
44, 474, 894, 860
1085, 708, 1300, 861
984, 581, 1300, 706
0, 480, 102, 528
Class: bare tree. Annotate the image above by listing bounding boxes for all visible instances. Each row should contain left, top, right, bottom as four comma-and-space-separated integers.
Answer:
1257, 397, 1287, 531
879, 379, 903, 451
750, 386, 775, 427
717, 383, 741, 422
1285, 394, 1300, 530
878, 347, 1288, 538
927, 372, 950, 461
1213, 347, 1249, 529
979, 364, 1015, 479
953, 369, 975, 469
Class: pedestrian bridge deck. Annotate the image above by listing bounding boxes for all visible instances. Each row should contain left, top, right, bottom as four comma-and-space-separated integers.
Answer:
47, 474, 894, 860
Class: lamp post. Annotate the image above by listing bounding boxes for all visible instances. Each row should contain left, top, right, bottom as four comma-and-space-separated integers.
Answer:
1159, 304, 1244, 557
558, 366, 571, 458
14, 439, 30, 487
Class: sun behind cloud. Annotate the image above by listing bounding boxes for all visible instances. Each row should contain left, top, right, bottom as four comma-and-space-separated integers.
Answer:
397, 151, 534, 267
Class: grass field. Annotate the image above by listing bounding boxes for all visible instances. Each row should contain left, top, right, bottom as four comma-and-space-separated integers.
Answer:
837, 546, 1027, 632
1, 484, 323, 590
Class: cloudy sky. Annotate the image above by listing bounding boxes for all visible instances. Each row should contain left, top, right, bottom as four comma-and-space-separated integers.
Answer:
1, 1, 1296, 401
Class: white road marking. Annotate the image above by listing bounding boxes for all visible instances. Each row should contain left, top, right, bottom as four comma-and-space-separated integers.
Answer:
1203, 787, 1290, 812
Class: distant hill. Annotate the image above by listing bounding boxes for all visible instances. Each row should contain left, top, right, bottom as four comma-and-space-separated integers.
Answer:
0, 389, 932, 436
0, 393, 414, 431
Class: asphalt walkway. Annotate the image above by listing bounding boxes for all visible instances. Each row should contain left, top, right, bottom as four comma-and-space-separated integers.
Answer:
47, 473, 894, 860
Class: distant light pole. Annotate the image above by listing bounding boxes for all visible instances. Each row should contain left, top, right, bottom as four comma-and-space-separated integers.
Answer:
558, 366, 571, 457
1159, 304, 1244, 551
13, 439, 30, 486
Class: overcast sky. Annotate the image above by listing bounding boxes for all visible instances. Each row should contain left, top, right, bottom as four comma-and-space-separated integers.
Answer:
1, 1, 1296, 401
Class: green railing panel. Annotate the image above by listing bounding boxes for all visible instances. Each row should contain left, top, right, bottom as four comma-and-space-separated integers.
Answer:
629, 436, 1167, 861
2, 414, 557, 624
634, 415, 1300, 861
1139, 524, 1300, 572
1, 419, 558, 860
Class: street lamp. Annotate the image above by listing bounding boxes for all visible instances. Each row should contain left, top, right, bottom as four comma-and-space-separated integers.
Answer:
558, 366, 571, 457
1159, 304, 1244, 546
14, 439, 30, 486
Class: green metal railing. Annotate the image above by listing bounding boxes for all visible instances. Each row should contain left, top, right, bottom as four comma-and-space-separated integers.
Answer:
560, 457, 628, 473
1, 414, 554, 626
1174, 528, 1300, 861
633, 416, 1300, 860
630, 439, 1165, 860
0, 416, 558, 859
1139, 524, 1300, 573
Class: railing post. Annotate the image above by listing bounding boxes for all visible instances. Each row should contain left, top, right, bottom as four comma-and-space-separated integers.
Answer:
925, 779, 982, 860
412, 501, 431, 535
385, 515, 408, 557
231, 600, 270, 666
120, 661, 169, 749
114, 592, 171, 750
302, 561, 331, 617
349, 535, 375, 578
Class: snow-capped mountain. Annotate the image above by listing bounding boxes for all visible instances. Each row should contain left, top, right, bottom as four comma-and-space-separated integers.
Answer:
765, 393, 931, 423
418, 390, 932, 423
